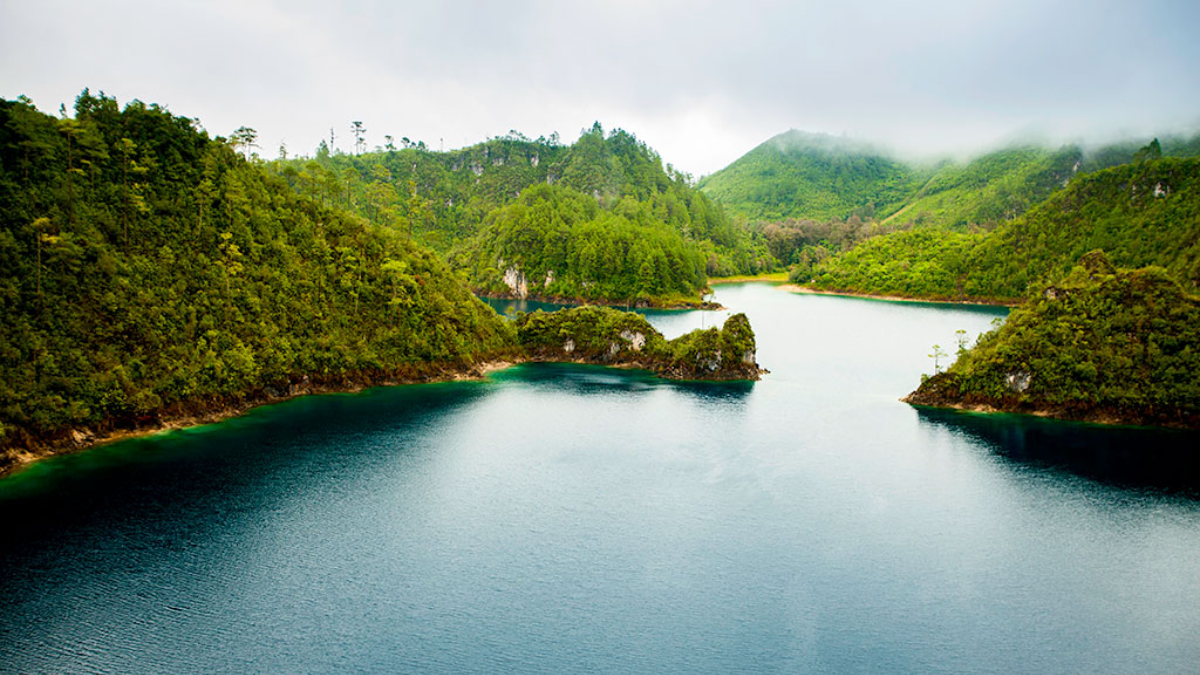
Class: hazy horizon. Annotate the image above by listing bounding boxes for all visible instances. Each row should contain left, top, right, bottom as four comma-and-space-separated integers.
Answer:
3, 0, 1198, 176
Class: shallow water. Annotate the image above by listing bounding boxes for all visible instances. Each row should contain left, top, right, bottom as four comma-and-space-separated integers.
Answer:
2, 283, 1198, 674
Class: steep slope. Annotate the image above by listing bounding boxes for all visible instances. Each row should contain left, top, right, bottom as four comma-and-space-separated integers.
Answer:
0, 92, 515, 466
699, 130, 925, 222
906, 253, 1200, 428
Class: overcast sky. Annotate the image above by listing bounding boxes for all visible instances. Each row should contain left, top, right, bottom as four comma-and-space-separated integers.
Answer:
3, 0, 1199, 176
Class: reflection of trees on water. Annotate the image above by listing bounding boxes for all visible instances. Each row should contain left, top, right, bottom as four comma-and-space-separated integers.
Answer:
915, 407, 1200, 495
505, 363, 753, 406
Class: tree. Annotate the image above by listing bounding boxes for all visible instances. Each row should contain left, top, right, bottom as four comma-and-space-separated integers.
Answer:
351, 121, 366, 155
231, 126, 258, 160
929, 344, 947, 373
405, 180, 432, 240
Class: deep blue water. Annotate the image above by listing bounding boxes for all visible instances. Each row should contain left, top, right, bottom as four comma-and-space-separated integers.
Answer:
2, 283, 1198, 674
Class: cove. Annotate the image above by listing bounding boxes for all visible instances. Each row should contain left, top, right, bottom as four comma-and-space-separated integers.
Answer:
2, 283, 1198, 674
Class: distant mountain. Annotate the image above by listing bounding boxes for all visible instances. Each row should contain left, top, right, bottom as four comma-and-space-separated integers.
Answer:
698, 130, 924, 222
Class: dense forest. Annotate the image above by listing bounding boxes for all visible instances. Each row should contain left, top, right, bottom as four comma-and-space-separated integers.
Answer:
0, 92, 516, 465
451, 184, 711, 306
272, 123, 774, 303
907, 252, 1200, 428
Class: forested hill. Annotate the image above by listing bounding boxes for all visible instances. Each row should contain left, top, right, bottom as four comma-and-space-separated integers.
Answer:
698, 130, 923, 222
273, 123, 774, 305
0, 92, 515, 464
809, 155, 1200, 301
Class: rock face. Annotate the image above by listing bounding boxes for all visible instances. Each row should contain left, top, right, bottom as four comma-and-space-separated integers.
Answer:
514, 306, 763, 381
503, 265, 529, 299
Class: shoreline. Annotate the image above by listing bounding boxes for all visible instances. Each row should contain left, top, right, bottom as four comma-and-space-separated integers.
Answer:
709, 273, 789, 284
779, 284, 1018, 307
901, 396, 1199, 431
0, 360, 518, 480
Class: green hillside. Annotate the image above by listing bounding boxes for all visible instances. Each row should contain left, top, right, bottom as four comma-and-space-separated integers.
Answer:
887, 145, 1083, 229
699, 130, 923, 222
451, 184, 709, 307
275, 123, 774, 303
907, 252, 1200, 428
0, 92, 515, 461
809, 155, 1200, 301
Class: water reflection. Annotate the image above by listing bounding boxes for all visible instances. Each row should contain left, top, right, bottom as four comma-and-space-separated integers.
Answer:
915, 407, 1200, 495
497, 363, 754, 405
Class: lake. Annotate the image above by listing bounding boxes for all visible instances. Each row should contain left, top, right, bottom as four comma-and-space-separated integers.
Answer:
2, 283, 1198, 674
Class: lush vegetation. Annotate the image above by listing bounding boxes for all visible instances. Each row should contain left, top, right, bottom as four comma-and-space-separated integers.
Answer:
0, 92, 516, 462
451, 183, 711, 306
808, 156, 1200, 301
908, 252, 1200, 428
515, 306, 761, 381
274, 123, 774, 303
699, 130, 924, 222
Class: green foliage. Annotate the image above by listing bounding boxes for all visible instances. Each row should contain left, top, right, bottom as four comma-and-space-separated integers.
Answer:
514, 306, 760, 381
451, 184, 710, 304
889, 146, 1084, 230
911, 254, 1200, 427
699, 130, 924, 222
0, 92, 515, 451
273, 123, 774, 298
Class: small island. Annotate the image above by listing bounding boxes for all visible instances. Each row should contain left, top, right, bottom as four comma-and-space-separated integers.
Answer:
515, 306, 764, 381
904, 251, 1200, 429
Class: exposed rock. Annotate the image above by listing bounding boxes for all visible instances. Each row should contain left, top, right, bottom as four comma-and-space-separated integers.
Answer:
1005, 371, 1031, 393
619, 330, 646, 352
503, 266, 529, 299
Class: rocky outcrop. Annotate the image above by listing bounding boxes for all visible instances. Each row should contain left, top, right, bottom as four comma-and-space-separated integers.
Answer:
515, 306, 764, 381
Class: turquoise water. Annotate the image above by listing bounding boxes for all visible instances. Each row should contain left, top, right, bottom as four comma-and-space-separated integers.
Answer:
2, 283, 1198, 674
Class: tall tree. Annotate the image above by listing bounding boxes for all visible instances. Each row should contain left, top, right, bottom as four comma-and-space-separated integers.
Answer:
351, 121, 366, 155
